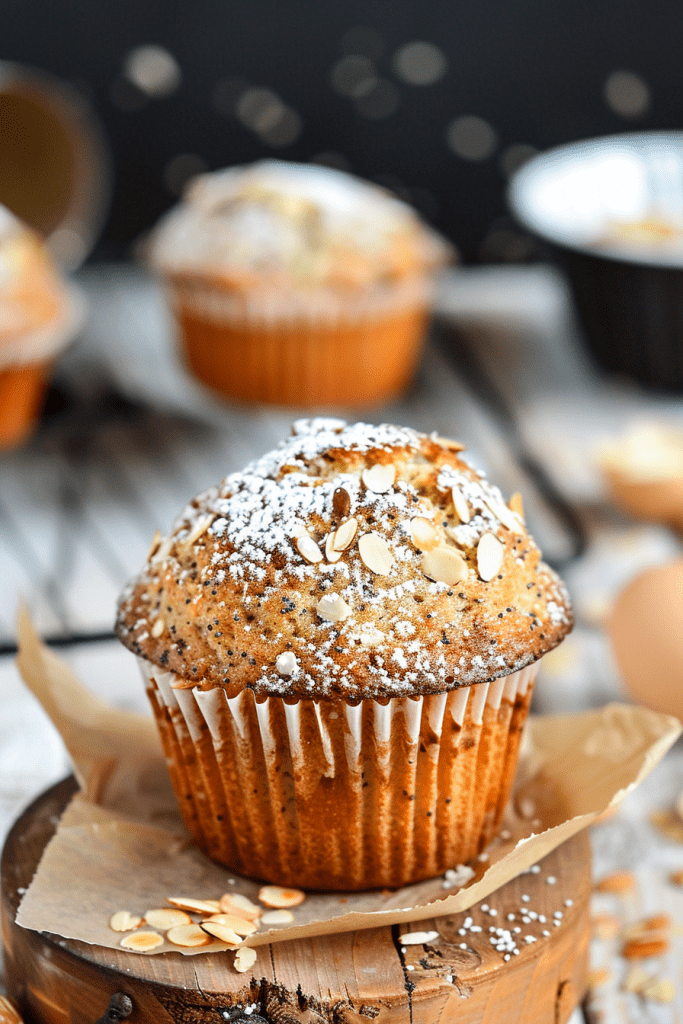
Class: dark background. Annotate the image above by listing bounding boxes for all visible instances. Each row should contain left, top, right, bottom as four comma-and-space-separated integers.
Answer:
2, 0, 675, 262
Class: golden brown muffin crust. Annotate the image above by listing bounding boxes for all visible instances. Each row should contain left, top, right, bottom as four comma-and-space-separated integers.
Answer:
116, 420, 572, 699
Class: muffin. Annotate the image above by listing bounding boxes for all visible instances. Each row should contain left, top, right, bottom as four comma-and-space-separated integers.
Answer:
116, 419, 572, 891
0, 204, 78, 447
148, 161, 451, 408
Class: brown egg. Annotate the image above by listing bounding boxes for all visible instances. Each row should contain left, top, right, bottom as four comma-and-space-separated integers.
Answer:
608, 559, 683, 721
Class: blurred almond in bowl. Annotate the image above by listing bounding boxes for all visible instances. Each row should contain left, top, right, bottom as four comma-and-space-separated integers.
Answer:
597, 421, 683, 531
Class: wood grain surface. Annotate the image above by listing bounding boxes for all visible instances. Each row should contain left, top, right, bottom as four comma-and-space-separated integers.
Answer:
1, 779, 590, 1024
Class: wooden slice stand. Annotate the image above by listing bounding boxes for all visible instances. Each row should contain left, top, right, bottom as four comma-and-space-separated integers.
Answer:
1, 779, 590, 1024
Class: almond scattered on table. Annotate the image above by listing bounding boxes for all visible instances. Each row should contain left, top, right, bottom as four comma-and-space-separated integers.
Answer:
166, 897, 222, 915
120, 931, 164, 952
234, 946, 258, 973
587, 968, 611, 991
260, 909, 295, 925
219, 892, 262, 920
640, 978, 676, 1003
594, 871, 635, 894
622, 935, 670, 959
205, 913, 257, 936
670, 869, 683, 886
144, 908, 192, 930
622, 914, 671, 941
650, 809, 683, 842
258, 885, 306, 908
166, 924, 215, 947
200, 921, 243, 946
109, 911, 142, 932
591, 913, 620, 939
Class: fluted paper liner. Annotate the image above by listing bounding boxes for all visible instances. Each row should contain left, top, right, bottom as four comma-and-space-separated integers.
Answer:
13, 610, 682, 955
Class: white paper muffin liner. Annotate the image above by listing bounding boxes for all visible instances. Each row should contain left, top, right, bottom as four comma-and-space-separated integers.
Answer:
139, 657, 538, 891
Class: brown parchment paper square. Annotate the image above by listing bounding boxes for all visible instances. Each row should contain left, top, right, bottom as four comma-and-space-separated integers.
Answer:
13, 609, 682, 955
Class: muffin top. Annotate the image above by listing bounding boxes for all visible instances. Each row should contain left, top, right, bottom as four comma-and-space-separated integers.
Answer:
116, 420, 572, 700
149, 160, 451, 291
0, 204, 65, 342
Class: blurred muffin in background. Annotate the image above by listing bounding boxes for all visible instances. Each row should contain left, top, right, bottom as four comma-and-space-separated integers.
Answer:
149, 160, 452, 408
0, 205, 81, 448
597, 420, 683, 531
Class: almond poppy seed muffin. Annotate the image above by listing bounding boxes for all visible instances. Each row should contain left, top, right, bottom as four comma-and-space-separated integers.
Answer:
116, 419, 572, 890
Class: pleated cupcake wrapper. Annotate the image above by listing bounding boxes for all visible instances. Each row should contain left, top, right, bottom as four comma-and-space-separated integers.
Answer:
165, 272, 431, 330
139, 658, 538, 891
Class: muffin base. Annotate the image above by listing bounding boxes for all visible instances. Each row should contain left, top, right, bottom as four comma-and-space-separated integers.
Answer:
140, 659, 538, 891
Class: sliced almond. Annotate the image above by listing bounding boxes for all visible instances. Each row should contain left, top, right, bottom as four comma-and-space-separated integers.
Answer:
354, 627, 385, 648
332, 487, 351, 518
398, 930, 439, 945
182, 512, 214, 548
219, 893, 262, 921
316, 593, 352, 622
151, 617, 165, 639
325, 533, 342, 563
591, 913, 620, 939
451, 487, 471, 524
234, 946, 258, 973
166, 897, 222, 915
622, 914, 671, 940
258, 885, 306, 908
477, 533, 504, 582
295, 533, 323, 564
275, 651, 298, 676
484, 496, 523, 533
151, 535, 174, 564
166, 924, 214, 948
410, 517, 440, 551
508, 492, 525, 521
361, 464, 396, 493
595, 871, 635, 893
260, 909, 295, 925
640, 978, 676, 1003
147, 530, 162, 561
623, 965, 651, 992
109, 910, 142, 932
670, 869, 683, 886
200, 921, 242, 946
205, 914, 257, 936
421, 547, 468, 586
120, 931, 164, 951
358, 532, 394, 575
587, 968, 611, 990
144, 908, 192, 930
433, 435, 465, 452
622, 936, 670, 959
333, 517, 358, 552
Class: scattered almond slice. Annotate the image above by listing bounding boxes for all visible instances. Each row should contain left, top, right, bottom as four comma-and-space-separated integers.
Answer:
325, 533, 342, 563
640, 978, 676, 1003
361, 464, 396, 493
622, 914, 671, 940
144, 908, 192, 930
477, 533, 504, 581
358, 532, 394, 575
398, 930, 439, 945
120, 931, 164, 952
410, 517, 440, 551
508, 492, 525, 520
421, 547, 468, 586
109, 910, 142, 932
275, 652, 298, 676
151, 617, 165, 639
166, 924, 215, 948
587, 968, 611, 990
219, 893, 262, 920
316, 593, 352, 622
432, 435, 465, 452
333, 517, 358, 552
591, 913, 620, 939
295, 533, 323, 564
670, 869, 683, 886
595, 871, 635, 893
258, 885, 306, 908
183, 512, 214, 548
651, 810, 683, 842
205, 914, 258, 936
166, 897, 222, 915
200, 921, 242, 946
451, 487, 471, 524
622, 936, 670, 959
151, 536, 174, 564
484, 496, 523, 533
260, 909, 295, 925
622, 965, 651, 992
234, 946, 258, 973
